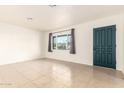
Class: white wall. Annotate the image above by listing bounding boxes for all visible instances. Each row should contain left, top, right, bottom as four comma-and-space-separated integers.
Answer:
45, 14, 124, 72
0, 23, 44, 65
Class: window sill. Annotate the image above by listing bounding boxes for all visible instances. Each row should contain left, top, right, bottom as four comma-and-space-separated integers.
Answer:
52, 49, 70, 53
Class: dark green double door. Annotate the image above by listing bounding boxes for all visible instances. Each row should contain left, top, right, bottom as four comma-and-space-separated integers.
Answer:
93, 25, 116, 69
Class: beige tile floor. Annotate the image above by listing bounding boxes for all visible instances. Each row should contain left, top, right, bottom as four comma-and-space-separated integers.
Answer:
0, 58, 124, 88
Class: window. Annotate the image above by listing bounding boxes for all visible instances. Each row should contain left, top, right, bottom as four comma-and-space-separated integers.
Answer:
57, 35, 68, 50
52, 33, 71, 50
67, 34, 71, 50
52, 36, 56, 49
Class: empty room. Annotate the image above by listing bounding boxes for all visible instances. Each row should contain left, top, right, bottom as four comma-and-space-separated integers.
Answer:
0, 5, 124, 88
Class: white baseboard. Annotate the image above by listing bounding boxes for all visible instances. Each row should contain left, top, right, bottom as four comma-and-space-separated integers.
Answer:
44, 57, 92, 67
0, 57, 44, 66
44, 57, 124, 78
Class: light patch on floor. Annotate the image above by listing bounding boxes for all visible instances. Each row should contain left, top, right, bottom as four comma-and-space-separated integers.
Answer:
0, 59, 123, 88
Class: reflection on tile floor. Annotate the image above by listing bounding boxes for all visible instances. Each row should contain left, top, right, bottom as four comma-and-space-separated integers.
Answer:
0, 58, 123, 88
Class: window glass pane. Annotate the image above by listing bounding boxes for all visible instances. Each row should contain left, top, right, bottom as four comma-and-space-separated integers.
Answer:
52, 32, 71, 50
67, 34, 71, 50
57, 35, 68, 50
53, 36, 56, 49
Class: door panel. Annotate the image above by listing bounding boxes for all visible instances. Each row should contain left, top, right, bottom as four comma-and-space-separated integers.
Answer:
93, 25, 116, 69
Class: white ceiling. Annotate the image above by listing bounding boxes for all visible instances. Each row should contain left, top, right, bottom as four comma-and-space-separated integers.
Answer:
0, 5, 124, 31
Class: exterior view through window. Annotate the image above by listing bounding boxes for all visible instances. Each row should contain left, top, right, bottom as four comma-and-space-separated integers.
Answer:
52, 33, 71, 50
